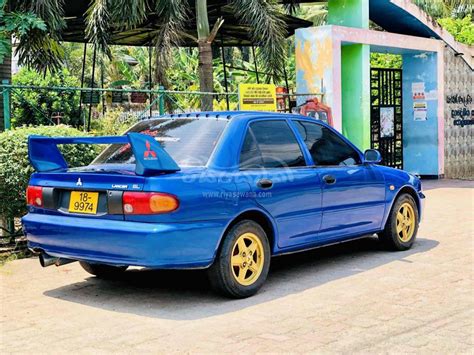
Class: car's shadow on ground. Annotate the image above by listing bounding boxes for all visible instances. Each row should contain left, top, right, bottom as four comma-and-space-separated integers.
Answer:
44, 236, 438, 320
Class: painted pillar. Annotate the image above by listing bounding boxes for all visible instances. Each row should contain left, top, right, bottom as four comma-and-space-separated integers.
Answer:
295, 27, 342, 131
328, 0, 371, 150
340, 44, 371, 150
402, 52, 440, 176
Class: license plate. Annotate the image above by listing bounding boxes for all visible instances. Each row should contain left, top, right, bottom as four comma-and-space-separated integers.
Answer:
68, 191, 99, 214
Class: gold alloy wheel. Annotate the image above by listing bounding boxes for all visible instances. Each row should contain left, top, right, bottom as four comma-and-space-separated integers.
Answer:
396, 202, 416, 242
231, 232, 264, 286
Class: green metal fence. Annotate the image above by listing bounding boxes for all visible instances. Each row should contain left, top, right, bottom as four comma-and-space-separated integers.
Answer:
0, 81, 323, 131
0, 82, 240, 131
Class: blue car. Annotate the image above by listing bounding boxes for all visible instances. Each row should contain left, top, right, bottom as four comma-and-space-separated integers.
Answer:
22, 112, 424, 298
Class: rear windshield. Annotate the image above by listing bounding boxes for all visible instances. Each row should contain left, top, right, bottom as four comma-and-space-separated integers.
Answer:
94, 118, 228, 167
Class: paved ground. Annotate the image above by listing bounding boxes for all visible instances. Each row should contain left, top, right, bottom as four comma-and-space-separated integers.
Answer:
1, 179, 473, 353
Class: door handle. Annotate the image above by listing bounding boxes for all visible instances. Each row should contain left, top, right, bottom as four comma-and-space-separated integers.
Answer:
257, 178, 273, 189
323, 175, 336, 185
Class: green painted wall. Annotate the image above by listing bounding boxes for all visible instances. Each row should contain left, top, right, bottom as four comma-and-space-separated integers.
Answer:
341, 44, 371, 150
327, 0, 369, 29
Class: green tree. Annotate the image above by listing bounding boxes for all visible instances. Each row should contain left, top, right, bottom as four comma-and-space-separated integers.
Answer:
12, 68, 81, 126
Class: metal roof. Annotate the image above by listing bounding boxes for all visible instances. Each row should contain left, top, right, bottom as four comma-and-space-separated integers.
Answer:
60, 0, 312, 47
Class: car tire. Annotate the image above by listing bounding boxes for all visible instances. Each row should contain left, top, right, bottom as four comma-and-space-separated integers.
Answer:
79, 261, 128, 278
379, 193, 419, 251
208, 220, 271, 298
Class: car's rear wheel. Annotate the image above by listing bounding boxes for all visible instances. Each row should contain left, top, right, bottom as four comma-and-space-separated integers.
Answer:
79, 261, 128, 278
379, 193, 419, 251
208, 220, 270, 298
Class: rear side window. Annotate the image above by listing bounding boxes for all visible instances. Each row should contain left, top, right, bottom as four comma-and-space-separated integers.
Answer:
293, 120, 361, 166
240, 120, 305, 169
95, 118, 227, 167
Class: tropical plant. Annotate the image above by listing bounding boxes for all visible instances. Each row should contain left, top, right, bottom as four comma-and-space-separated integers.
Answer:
413, 0, 473, 19
0, 0, 47, 65
5, 0, 66, 72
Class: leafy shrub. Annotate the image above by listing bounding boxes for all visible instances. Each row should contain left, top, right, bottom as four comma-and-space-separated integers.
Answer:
90, 107, 138, 136
438, 15, 474, 45
0, 125, 98, 220
12, 68, 82, 127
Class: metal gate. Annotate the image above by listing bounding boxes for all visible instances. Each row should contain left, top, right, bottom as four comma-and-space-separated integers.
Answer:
370, 68, 403, 169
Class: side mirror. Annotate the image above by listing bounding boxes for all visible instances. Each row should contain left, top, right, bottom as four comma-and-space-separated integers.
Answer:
363, 149, 382, 164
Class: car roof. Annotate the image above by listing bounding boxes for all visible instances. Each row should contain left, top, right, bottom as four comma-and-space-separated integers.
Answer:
149, 111, 323, 124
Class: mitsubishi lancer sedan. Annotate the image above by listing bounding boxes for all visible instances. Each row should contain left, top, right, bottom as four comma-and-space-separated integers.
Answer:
22, 112, 424, 298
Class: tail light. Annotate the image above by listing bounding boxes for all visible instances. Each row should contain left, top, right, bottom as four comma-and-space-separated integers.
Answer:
122, 192, 179, 215
26, 186, 43, 207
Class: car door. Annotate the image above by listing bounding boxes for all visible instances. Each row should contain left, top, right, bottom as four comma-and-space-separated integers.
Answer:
291, 120, 386, 242
239, 119, 323, 249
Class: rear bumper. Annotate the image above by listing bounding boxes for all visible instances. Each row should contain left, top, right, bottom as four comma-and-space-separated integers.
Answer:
22, 213, 226, 269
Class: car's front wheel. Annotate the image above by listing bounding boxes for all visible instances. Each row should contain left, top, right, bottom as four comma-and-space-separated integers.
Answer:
79, 261, 128, 278
379, 193, 419, 251
208, 220, 271, 298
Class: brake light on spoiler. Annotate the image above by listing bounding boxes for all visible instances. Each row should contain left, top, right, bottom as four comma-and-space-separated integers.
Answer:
122, 192, 179, 215
26, 186, 43, 207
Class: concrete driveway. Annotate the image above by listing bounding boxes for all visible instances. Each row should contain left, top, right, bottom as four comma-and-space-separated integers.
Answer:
1, 179, 473, 353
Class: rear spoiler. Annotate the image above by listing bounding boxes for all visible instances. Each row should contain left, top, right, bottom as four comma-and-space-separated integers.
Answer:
28, 132, 181, 176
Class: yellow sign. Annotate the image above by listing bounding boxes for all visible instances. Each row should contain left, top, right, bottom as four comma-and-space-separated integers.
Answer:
238, 84, 277, 112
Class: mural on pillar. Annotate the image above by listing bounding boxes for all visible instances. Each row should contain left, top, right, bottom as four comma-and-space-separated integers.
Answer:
295, 28, 335, 127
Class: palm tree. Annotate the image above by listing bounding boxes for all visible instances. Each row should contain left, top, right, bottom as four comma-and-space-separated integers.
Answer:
85, 0, 288, 110
6, 0, 288, 111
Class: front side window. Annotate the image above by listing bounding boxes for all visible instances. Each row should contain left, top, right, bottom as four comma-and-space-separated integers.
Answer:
240, 120, 305, 169
94, 118, 227, 167
293, 120, 361, 166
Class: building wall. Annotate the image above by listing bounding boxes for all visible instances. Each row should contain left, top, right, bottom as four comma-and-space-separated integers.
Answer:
443, 46, 474, 180
402, 52, 440, 176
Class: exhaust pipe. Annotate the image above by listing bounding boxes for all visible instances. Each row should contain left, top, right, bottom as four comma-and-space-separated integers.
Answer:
39, 252, 76, 267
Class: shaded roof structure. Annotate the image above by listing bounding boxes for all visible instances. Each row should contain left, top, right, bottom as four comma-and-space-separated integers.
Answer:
61, 1, 312, 47
369, 0, 472, 68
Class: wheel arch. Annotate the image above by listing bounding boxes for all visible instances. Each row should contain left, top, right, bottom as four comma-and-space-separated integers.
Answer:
215, 209, 277, 259
383, 185, 420, 228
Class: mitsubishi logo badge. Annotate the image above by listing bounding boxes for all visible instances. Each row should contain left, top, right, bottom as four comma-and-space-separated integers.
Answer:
76, 178, 83, 187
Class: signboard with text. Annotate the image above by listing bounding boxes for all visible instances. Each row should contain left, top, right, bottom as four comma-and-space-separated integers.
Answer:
238, 84, 277, 112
